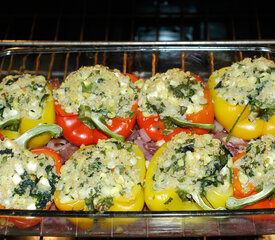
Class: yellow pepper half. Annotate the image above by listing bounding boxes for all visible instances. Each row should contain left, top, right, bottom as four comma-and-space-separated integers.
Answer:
208, 68, 275, 140
54, 142, 146, 229
54, 191, 94, 229
0, 84, 56, 149
144, 133, 233, 211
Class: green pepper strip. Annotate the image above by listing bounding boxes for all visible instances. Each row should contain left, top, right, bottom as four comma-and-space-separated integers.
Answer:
169, 117, 215, 130
90, 116, 125, 142
14, 123, 63, 149
225, 102, 250, 142
0, 118, 20, 130
190, 192, 225, 210
226, 185, 275, 210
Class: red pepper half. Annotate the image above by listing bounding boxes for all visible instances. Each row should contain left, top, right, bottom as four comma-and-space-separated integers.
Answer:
55, 73, 139, 146
55, 101, 138, 146
0, 148, 61, 228
228, 152, 275, 210
0, 125, 62, 228
225, 151, 275, 222
137, 74, 215, 142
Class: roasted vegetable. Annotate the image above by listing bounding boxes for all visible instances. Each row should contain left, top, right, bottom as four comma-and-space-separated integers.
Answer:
53, 65, 139, 146
226, 134, 275, 210
208, 57, 275, 140
0, 74, 56, 149
54, 138, 145, 229
137, 69, 215, 142
144, 132, 233, 211
0, 124, 62, 228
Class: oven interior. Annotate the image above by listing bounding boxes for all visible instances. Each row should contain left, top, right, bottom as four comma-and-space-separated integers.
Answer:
1, 0, 275, 43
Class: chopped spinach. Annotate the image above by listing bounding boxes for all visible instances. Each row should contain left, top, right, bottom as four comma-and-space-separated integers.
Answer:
0, 148, 14, 157
164, 197, 173, 205
96, 78, 104, 83
162, 159, 185, 174
145, 100, 165, 114
161, 117, 178, 129
81, 81, 94, 93
13, 178, 37, 196
117, 165, 125, 174
85, 194, 114, 213
161, 129, 173, 136
179, 106, 187, 115
96, 197, 114, 212
39, 94, 49, 107
5, 77, 20, 86
176, 189, 193, 202
12, 166, 59, 209
110, 140, 124, 150
175, 141, 195, 153
32, 191, 52, 209
199, 174, 226, 193
85, 196, 96, 211
88, 161, 102, 172
254, 107, 275, 121
214, 80, 223, 90
168, 84, 185, 98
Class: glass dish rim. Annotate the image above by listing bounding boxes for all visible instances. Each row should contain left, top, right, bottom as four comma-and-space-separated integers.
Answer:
0, 43, 274, 220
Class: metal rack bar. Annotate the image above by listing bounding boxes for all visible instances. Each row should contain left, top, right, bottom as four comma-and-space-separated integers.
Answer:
2, 40, 275, 47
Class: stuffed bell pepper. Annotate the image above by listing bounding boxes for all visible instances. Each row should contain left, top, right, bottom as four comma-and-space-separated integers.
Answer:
0, 74, 56, 148
226, 134, 275, 210
54, 138, 146, 229
0, 124, 63, 228
208, 57, 275, 141
53, 65, 138, 146
137, 68, 215, 142
145, 132, 233, 211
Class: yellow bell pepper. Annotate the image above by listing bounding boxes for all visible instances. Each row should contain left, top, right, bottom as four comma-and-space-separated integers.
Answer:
54, 140, 146, 229
208, 65, 275, 141
0, 83, 56, 149
144, 132, 233, 211
54, 191, 94, 229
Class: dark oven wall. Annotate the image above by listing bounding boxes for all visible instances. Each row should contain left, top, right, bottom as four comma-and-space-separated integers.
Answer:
1, 0, 275, 42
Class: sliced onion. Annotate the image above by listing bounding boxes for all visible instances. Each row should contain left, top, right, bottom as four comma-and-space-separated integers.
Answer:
212, 120, 225, 133
139, 128, 151, 143
136, 138, 154, 161
126, 127, 140, 142
46, 138, 68, 151
46, 138, 79, 164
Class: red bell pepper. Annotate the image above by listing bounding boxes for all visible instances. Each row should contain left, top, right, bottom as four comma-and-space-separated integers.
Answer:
225, 151, 275, 222
55, 73, 139, 146
55, 101, 138, 146
123, 73, 140, 83
226, 152, 275, 210
0, 124, 62, 228
137, 74, 215, 142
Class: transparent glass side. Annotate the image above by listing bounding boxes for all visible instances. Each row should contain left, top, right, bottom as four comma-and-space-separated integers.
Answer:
0, 210, 274, 237
0, 45, 274, 237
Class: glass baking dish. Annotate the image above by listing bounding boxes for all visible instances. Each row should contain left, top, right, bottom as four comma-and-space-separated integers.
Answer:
0, 43, 274, 237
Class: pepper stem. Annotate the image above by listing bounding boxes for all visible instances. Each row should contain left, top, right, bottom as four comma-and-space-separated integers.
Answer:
0, 118, 20, 130
169, 117, 215, 130
191, 192, 225, 210
90, 116, 125, 142
226, 185, 275, 210
14, 123, 63, 149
